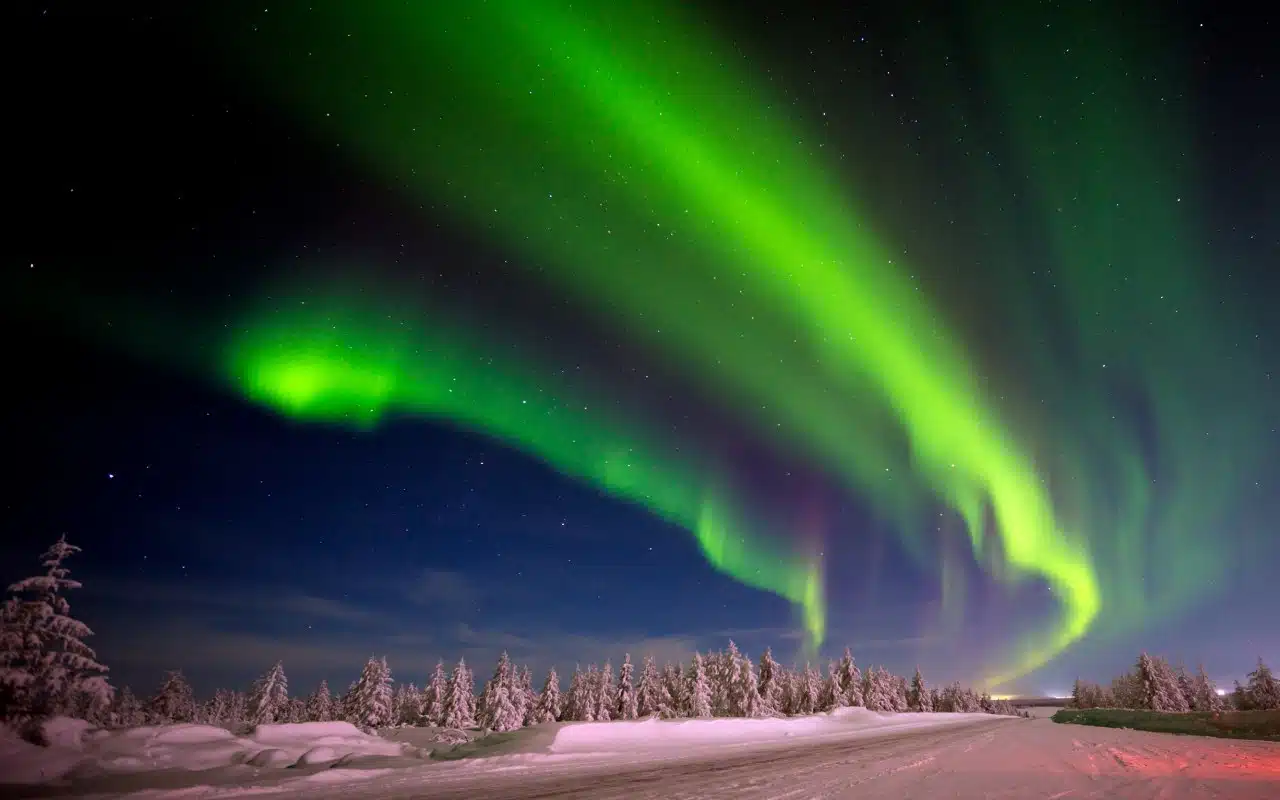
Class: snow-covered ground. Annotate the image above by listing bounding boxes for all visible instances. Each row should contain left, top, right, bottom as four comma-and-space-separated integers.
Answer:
5, 711, 1278, 799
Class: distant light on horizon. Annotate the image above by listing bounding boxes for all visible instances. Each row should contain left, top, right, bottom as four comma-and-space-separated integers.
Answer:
1216, 688, 1227, 696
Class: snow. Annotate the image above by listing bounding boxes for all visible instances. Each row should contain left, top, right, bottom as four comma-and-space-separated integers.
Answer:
0, 719, 415, 785
7, 712, 1278, 798
549, 708, 993, 756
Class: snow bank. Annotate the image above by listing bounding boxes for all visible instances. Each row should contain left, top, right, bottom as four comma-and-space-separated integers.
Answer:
0, 720, 416, 785
550, 710, 995, 756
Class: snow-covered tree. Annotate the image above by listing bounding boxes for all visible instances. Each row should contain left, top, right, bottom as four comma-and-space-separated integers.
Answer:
616, 654, 638, 720
688, 652, 712, 717
909, 668, 932, 712
514, 666, 535, 724
348, 656, 394, 729
837, 648, 863, 707
1135, 652, 1187, 712
479, 662, 521, 733
738, 652, 764, 718
224, 691, 248, 728
1188, 666, 1223, 713
929, 686, 943, 712
248, 661, 289, 725
818, 662, 842, 712
890, 673, 910, 712
0, 536, 112, 723
665, 662, 687, 717
1246, 657, 1280, 710
636, 655, 664, 718
528, 666, 560, 724
395, 682, 422, 726
712, 641, 741, 716
862, 667, 888, 712
563, 666, 590, 722
148, 670, 196, 723
442, 657, 475, 729
111, 686, 145, 728
422, 661, 448, 726
305, 680, 333, 722
758, 648, 783, 714
595, 660, 614, 722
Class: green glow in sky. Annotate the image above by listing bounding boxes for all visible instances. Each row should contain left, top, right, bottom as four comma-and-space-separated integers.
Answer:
226, 284, 826, 644
216, 0, 1113, 680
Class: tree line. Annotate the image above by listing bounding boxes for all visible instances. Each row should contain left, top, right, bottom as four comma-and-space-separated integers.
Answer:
1068, 651, 1279, 712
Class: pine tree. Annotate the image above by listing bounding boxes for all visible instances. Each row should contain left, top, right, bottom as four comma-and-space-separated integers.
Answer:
248, 661, 289, 725
529, 667, 560, 724
909, 668, 931, 712
441, 658, 475, 729
348, 656, 394, 729
837, 648, 863, 707
1246, 658, 1280, 710
422, 661, 448, 726
595, 661, 614, 722
688, 652, 712, 717
224, 691, 247, 728
305, 680, 333, 722
616, 654, 638, 720
0, 536, 112, 723
147, 670, 196, 723
636, 655, 663, 718
758, 648, 782, 714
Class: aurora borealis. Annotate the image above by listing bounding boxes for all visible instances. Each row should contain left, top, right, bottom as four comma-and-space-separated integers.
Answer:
7, 0, 1277, 696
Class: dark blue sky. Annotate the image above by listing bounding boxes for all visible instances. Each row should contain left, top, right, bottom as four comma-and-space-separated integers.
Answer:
5, 0, 1277, 699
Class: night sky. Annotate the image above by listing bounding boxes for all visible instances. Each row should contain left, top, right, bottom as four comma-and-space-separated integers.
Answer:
6, 0, 1277, 700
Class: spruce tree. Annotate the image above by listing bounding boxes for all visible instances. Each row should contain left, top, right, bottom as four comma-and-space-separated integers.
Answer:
818, 662, 842, 712
1189, 666, 1223, 713
112, 686, 145, 727
616, 654, 638, 720
305, 680, 333, 722
837, 648, 863, 707
529, 666, 560, 724
738, 652, 764, 718
422, 661, 448, 726
758, 648, 782, 714
1246, 658, 1280, 710
248, 661, 289, 725
595, 661, 614, 722
348, 656, 394, 729
688, 652, 712, 717
635, 655, 662, 718
442, 657, 475, 729
0, 536, 112, 723
909, 667, 932, 712
147, 670, 196, 723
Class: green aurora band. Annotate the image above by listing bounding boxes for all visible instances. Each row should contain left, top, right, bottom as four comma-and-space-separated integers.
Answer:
224, 284, 826, 645
215, 0, 1106, 684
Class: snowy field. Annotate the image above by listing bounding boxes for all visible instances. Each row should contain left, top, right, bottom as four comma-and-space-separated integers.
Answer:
4, 710, 1278, 799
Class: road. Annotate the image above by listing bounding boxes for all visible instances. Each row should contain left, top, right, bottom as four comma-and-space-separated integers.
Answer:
342, 717, 1280, 799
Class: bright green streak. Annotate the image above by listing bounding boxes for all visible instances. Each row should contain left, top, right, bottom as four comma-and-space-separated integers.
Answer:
220, 0, 1101, 678
227, 285, 825, 642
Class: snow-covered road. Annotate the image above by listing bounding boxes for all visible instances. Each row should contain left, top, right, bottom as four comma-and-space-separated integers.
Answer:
301, 717, 1280, 800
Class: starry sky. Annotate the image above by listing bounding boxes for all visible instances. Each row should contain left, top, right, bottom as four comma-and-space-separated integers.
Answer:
6, 0, 1277, 699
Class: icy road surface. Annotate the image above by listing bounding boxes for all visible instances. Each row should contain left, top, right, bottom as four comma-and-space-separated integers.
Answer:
286, 716, 1280, 799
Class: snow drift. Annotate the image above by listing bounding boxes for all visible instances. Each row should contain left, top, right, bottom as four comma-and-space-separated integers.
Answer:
549, 708, 993, 755
0, 719, 416, 785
